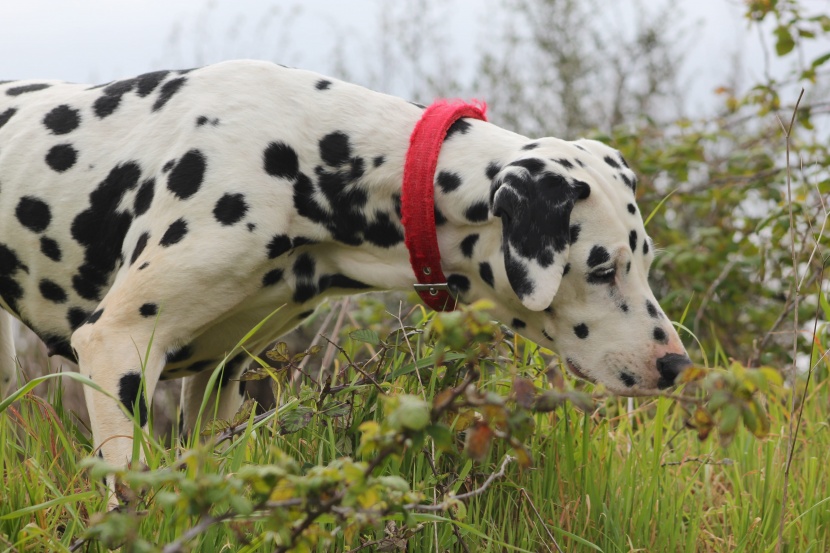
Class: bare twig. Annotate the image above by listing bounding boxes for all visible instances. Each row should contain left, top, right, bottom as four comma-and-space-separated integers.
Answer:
777, 87, 805, 553
406, 455, 515, 511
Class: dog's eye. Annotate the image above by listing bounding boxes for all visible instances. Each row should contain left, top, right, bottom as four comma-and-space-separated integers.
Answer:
588, 267, 616, 284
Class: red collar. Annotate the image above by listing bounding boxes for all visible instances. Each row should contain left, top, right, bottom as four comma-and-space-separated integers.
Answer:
401, 100, 488, 311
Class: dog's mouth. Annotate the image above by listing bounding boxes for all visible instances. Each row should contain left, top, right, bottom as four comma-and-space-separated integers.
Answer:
566, 358, 594, 383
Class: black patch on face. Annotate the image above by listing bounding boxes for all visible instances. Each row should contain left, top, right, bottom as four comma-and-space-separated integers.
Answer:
646, 300, 659, 318
569, 224, 580, 245
627, 203, 636, 215
626, 261, 631, 274
619, 371, 636, 387
460, 234, 479, 258
541, 329, 554, 341
267, 234, 292, 259
166, 345, 193, 364
43, 105, 81, 135
587, 246, 610, 268
45, 144, 77, 172
88, 309, 104, 324
39, 279, 67, 303
6, 83, 51, 95
464, 201, 489, 223
139, 303, 158, 318
478, 262, 494, 288
213, 193, 248, 226
434, 207, 447, 226
573, 323, 589, 339
67, 307, 91, 331
167, 149, 206, 200
521, 142, 539, 150
555, 158, 574, 170
315, 79, 332, 90
511, 318, 526, 329
653, 327, 668, 344
562, 263, 570, 276
486, 161, 501, 180
629, 230, 637, 252
437, 171, 462, 193
263, 142, 299, 179
138, 262, 149, 270
603, 155, 620, 169
319, 131, 352, 167
445, 119, 471, 139
131, 232, 150, 265
152, 77, 187, 111
447, 274, 470, 296
118, 372, 148, 427
160, 219, 188, 246
196, 116, 208, 126
70, 162, 141, 300
40, 236, 62, 261
373, 155, 385, 167
134, 179, 155, 216
643, 238, 650, 255
0, 107, 17, 129
15, 196, 51, 233
508, 158, 545, 175
620, 302, 629, 313
262, 268, 284, 287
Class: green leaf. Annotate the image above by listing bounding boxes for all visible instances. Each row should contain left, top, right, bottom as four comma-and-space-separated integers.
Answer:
320, 401, 351, 418
266, 342, 290, 363
280, 406, 314, 434
349, 329, 381, 345
774, 25, 795, 56
426, 424, 455, 452
388, 394, 431, 431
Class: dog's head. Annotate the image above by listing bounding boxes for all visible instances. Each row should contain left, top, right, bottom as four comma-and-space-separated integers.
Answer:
485, 138, 690, 395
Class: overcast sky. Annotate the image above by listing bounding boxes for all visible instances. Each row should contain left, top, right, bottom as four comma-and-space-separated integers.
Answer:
0, 0, 822, 117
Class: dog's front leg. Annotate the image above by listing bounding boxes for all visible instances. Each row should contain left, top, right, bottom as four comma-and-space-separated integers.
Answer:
71, 316, 164, 510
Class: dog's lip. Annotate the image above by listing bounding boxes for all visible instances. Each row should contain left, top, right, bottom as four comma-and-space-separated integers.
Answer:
566, 358, 594, 382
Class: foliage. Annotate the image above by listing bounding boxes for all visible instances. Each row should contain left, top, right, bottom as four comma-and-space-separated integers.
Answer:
0, 298, 809, 552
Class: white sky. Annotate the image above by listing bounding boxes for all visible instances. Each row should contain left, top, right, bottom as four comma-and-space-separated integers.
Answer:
0, 0, 824, 117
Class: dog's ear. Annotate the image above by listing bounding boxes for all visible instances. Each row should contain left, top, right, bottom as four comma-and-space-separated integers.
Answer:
490, 162, 590, 311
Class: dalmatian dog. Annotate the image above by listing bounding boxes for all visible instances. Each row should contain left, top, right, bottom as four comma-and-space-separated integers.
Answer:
0, 60, 690, 505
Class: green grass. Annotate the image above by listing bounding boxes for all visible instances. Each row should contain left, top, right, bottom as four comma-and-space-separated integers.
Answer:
1, 302, 829, 552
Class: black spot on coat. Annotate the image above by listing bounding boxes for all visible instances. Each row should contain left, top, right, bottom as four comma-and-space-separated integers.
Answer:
70, 162, 141, 300
213, 193, 248, 226
152, 77, 187, 111
139, 303, 158, 318
45, 144, 77, 172
160, 219, 188, 246
0, 107, 17, 129
460, 234, 479, 258
263, 142, 299, 179
118, 372, 148, 427
15, 196, 51, 232
40, 237, 62, 261
43, 105, 80, 135
39, 279, 67, 303
167, 150, 206, 200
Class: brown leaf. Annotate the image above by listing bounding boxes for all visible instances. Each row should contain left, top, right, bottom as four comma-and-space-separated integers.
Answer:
512, 377, 537, 409
266, 342, 290, 363
464, 421, 493, 461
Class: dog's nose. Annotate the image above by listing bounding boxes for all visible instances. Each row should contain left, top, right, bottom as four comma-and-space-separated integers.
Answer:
656, 353, 692, 389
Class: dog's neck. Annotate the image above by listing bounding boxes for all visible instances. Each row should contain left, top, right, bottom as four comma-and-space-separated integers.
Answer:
317, 115, 527, 308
